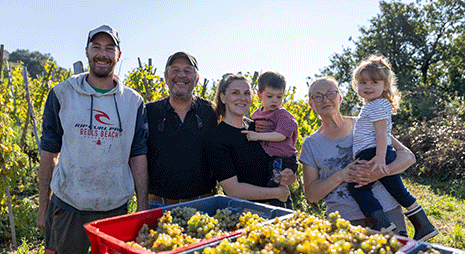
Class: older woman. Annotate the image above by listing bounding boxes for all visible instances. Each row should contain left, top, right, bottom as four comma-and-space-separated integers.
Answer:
299, 76, 416, 236
203, 74, 295, 208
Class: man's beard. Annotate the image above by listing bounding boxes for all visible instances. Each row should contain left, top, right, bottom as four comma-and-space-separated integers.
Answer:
168, 82, 194, 101
89, 57, 116, 78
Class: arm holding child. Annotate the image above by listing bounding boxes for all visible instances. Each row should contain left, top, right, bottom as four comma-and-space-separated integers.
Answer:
241, 128, 297, 186
350, 134, 415, 187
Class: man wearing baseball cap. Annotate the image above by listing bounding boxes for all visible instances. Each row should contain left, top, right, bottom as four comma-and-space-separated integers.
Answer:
37, 24, 148, 253
146, 52, 217, 208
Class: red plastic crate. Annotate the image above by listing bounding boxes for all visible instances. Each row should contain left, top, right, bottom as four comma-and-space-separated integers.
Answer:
84, 195, 294, 254
85, 195, 414, 254
84, 208, 241, 254
396, 235, 418, 253
84, 208, 161, 254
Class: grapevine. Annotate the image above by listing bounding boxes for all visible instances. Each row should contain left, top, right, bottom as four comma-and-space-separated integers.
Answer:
0, 82, 28, 194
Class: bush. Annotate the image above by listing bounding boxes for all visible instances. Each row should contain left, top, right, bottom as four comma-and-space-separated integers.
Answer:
394, 107, 465, 182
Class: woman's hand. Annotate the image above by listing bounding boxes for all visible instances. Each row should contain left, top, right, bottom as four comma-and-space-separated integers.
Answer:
348, 159, 386, 187
280, 168, 296, 186
339, 159, 364, 183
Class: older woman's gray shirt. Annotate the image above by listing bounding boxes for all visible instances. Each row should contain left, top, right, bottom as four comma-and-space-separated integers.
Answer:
299, 119, 399, 221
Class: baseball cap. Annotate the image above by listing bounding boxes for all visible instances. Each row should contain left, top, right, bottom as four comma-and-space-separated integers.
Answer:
87, 24, 120, 48
165, 52, 198, 70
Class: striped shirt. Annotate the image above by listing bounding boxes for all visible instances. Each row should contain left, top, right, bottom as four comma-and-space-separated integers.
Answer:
353, 98, 392, 158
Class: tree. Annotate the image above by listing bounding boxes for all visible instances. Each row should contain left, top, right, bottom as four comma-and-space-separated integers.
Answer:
320, 0, 465, 121
319, 48, 362, 116
438, 26, 465, 101
8, 49, 54, 78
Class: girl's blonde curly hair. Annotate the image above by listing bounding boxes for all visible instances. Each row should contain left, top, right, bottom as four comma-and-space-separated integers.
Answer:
352, 55, 401, 111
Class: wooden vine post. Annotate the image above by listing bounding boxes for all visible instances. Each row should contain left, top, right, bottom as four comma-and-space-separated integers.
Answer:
138, 57, 152, 102
73, 61, 83, 74
4, 183, 17, 247
22, 67, 41, 151
0, 44, 4, 88
200, 79, 208, 98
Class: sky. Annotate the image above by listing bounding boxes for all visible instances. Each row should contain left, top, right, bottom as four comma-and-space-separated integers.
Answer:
1, 0, 404, 100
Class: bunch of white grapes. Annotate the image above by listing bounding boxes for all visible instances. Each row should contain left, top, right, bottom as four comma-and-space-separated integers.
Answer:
126, 207, 266, 253
201, 211, 407, 254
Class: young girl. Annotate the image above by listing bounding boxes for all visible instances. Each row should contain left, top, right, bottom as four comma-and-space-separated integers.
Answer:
349, 55, 438, 241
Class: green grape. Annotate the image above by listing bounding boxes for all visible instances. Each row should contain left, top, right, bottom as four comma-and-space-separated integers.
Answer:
128, 209, 405, 254
417, 246, 442, 254
126, 207, 268, 253
201, 211, 406, 254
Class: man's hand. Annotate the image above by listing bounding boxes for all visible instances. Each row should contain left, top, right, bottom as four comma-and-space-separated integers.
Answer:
37, 201, 48, 230
37, 150, 59, 231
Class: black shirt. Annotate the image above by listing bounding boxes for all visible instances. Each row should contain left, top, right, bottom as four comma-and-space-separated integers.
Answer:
146, 97, 217, 199
204, 121, 271, 188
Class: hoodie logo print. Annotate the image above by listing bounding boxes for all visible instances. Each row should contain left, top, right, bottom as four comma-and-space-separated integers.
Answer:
93, 109, 111, 125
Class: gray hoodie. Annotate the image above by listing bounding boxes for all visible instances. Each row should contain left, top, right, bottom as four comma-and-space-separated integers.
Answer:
40, 72, 147, 211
